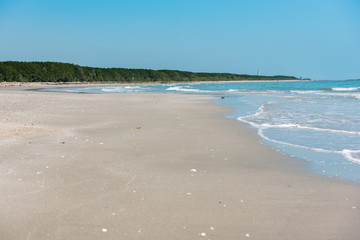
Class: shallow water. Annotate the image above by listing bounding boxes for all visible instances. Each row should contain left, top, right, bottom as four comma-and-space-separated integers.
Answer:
39, 80, 360, 182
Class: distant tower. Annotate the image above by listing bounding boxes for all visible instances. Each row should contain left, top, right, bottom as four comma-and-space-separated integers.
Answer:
257, 69, 260, 76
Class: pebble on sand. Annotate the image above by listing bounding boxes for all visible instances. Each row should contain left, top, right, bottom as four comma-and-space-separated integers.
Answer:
102, 228, 108, 232
190, 169, 197, 172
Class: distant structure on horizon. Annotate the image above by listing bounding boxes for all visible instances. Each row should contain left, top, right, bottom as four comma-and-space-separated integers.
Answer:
257, 69, 260, 76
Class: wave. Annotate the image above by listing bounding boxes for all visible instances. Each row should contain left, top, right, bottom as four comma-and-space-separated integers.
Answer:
331, 87, 360, 92
226, 89, 238, 92
342, 150, 360, 164
124, 86, 141, 89
163, 86, 360, 97
239, 115, 360, 136
287, 90, 360, 101
237, 103, 267, 125
238, 115, 360, 165
62, 89, 85, 93
259, 123, 360, 135
238, 101, 360, 135
101, 87, 126, 92
166, 86, 209, 93
353, 94, 360, 100
290, 90, 323, 94
257, 129, 360, 164
101, 86, 141, 92
257, 128, 342, 154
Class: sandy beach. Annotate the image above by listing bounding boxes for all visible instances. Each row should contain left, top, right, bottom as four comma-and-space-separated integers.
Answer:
0, 87, 359, 240
0, 79, 305, 89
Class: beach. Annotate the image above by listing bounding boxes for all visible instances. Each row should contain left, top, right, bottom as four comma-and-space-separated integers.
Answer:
0, 87, 359, 240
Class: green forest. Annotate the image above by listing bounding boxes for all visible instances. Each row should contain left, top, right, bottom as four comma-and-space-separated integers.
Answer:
0, 61, 299, 83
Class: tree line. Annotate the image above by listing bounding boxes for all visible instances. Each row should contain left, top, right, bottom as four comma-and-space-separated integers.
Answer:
0, 61, 299, 83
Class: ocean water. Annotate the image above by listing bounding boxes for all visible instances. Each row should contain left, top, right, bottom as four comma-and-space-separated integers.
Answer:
39, 80, 360, 182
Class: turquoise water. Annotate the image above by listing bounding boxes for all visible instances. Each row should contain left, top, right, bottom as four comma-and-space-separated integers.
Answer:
39, 80, 360, 182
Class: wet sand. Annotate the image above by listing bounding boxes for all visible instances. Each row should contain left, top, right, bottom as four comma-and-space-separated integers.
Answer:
0, 88, 359, 239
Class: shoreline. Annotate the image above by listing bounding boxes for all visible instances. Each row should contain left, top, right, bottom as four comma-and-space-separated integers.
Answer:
0, 79, 307, 89
0, 88, 359, 239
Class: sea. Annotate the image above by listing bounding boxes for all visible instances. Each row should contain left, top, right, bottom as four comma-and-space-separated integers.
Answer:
39, 80, 360, 182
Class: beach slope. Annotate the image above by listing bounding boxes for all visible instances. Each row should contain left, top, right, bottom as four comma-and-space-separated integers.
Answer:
0, 89, 359, 240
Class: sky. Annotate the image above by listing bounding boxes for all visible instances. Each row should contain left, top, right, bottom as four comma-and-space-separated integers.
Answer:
0, 0, 359, 80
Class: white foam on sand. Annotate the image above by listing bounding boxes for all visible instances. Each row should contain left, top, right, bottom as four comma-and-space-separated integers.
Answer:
342, 150, 360, 164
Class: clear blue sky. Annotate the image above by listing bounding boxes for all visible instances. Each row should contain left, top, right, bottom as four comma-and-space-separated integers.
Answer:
1, 0, 359, 79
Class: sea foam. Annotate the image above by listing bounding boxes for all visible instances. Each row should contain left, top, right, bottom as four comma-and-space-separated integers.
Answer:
331, 87, 360, 91
342, 150, 360, 164
166, 86, 209, 93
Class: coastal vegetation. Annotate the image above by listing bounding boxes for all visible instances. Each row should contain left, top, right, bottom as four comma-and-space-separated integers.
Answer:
0, 61, 299, 83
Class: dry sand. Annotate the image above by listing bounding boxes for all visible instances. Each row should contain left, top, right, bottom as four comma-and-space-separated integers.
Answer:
0, 87, 359, 240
